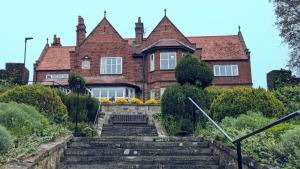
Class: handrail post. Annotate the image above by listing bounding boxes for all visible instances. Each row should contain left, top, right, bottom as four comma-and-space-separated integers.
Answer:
192, 104, 196, 132
236, 141, 243, 169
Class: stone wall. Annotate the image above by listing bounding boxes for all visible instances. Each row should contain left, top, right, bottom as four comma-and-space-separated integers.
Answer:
101, 104, 160, 115
2, 135, 72, 169
208, 139, 274, 169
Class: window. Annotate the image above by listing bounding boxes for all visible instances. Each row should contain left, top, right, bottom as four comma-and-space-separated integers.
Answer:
160, 88, 166, 97
82, 59, 90, 69
150, 89, 156, 99
92, 87, 135, 100
101, 57, 122, 74
150, 54, 155, 71
160, 52, 176, 70
46, 74, 68, 79
213, 65, 239, 76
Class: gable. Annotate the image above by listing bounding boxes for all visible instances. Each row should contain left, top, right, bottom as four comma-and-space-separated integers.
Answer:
145, 16, 192, 46
80, 18, 127, 46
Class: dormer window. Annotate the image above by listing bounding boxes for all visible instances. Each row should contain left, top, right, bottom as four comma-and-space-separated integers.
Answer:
82, 56, 91, 69
160, 52, 176, 70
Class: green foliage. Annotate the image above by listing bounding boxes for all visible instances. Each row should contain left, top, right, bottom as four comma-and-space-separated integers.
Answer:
273, 85, 300, 113
210, 87, 286, 121
68, 73, 86, 93
175, 54, 213, 88
0, 85, 68, 122
0, 80, 13, 94
0, 102, 48, 138
267, 69, 300, 90
204, 86, 226, 108
63, 93, 99, 123
69, 122, 96, 137
161, 85, 185, 118
0, 125, 13, 153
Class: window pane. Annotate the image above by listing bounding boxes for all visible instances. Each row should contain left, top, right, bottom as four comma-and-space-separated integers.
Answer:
220, 66, 226, 76
111, 65, 117, 74
226, 65, 231, 76
116, 89, 123, 98
160, 60, 168, 69
108, 89, 115, 98
214, 66, 220, 76
232, 65, 238, 76
160, 53, 168, 59
169, 60, 176, 69
101, 89, 108, 98
93, 89, 100, 98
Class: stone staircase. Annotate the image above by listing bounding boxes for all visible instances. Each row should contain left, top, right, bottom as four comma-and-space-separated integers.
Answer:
59, 113, 221, 169
59, 137, 221, 169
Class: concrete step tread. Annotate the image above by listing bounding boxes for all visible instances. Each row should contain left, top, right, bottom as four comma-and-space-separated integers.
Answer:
72, 137, 205, 142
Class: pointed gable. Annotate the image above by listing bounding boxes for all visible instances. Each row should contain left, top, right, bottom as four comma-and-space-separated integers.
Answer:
144, 16, 193, 47
80, 17, 127, 46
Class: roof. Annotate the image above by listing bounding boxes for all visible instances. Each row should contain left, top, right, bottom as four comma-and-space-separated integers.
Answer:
36, 46, 75, 70
142, 39, 195, 53
187, 35, 248, 60
84, 76, 140, 89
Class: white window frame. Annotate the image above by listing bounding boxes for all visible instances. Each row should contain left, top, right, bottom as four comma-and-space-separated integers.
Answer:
160, 52, 177, 70
150, 53, 155, 71
150, 89, 156, 99
160, 88, 166, 97
45, 74, 69, 79
92, 87, 135, 100
81, 59, 91, 69
213, 65, 239, 76
100, 57, 123, 74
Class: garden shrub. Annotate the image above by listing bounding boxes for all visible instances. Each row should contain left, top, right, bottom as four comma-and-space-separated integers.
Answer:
0, 125, 13, 153
115, 98, 128, 104
0, 102, 48, 138
68, 73, 86, 93
210, 87, 286, 121
175, 54, 213, 88
273, 85, 300, 113
145, 99, 159, 104
204, 86, 226, 108
161, 85, 185, 118
63, 93, 99, 123
0, 85, 68, 122
130, 98, 143, 104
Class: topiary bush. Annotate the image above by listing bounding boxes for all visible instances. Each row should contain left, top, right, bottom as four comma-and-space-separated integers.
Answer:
161, 85, 186, 118
63, 93, 99, 123
210, 87, 286, 121
0, 125, 13, 153
272, 85, 300, 113
175, 54, 213, 88
0, 85, 68, 122
68, 73, 86, 93
0, 102, 48, 138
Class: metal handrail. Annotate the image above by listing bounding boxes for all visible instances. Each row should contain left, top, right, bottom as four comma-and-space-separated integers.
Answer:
92, 104, 102, 137
188, 97, 233, 142
188, 97, 300, 169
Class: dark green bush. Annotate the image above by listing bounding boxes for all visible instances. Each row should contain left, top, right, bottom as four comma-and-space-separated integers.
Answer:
0, 85, 68, 122
69, 122, 96, 137
161, 85, 185, 118
63, 93, 99, 123
0, 125, 13, 153
273, 85, 300, 113
210, 87, 286, 121
175, 54, 213, 88
267, 69, 300, 90
68, 74, 86, 93
0, 102, 48, 138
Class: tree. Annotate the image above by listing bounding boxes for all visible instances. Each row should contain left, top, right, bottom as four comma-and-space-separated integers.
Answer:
175, 54, 213, 88
272, 0, 300, 73
68, 73, 86, 93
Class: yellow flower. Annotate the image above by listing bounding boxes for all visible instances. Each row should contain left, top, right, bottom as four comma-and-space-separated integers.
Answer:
115, 98, 129, 104
130, 98, 143, 104
99, 98, 112, 104
145, 99, 159, 104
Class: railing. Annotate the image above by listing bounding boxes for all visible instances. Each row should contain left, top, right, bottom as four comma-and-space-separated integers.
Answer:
92, 103, 102, 137
188, 97, 300, 169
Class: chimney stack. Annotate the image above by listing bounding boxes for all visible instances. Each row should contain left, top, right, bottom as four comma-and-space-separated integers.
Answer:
51, 34, 62, 46
135, 17, 144, 44
76, 16, 86, 46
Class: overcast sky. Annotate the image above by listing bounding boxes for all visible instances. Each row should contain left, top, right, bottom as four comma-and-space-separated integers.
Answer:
0, 0, 289, 88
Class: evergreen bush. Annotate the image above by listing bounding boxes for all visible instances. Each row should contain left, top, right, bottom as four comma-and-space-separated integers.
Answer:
0, 85, 68, 122
0, 125, 13, 153
68, 73, 86, 93
273, 85, 300, 113
210, 87, 286, 121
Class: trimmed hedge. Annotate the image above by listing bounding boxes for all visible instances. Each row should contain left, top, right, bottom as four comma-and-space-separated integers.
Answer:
210, 87, 286, 121
63, 93, 99, 123
0, 85, 68, 122
175, 54, 213, 88
0, 125, 13, 153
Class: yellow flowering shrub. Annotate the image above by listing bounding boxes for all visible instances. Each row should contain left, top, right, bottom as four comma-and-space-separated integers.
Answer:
145, 99, 159, 104
115, 98, 129, 104
130, 98, 143, 104
99, 98, 112, 104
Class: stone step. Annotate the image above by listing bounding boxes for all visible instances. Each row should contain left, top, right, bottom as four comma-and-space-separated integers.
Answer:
68, 141, 209, 149
59, 163, 221, 169
63, 155, 219, 165
65, 147, 213, 156
71, 136, 205, 142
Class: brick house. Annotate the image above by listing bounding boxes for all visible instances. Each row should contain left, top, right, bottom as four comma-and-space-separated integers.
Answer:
33, 12, 252, 100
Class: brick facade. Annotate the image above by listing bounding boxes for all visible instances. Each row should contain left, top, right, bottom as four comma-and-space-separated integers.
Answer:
34, 13, 252, 100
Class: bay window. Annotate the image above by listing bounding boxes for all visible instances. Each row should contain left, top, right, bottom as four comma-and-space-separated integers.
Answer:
160, 52, 176, 70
